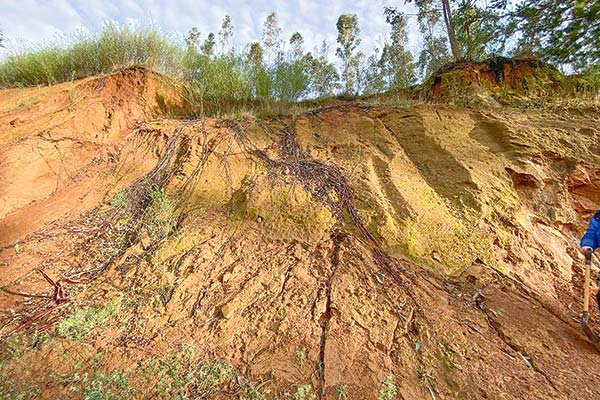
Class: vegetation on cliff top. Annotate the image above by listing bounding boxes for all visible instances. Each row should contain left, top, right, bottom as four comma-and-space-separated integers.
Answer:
0, 2, 598, 114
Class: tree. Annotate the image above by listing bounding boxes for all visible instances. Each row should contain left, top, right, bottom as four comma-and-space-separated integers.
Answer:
382, 8, 416, 88
441, 0, 461, 60
362, 51, 386, 95
201, 33, 216, 56
246, 42, 270, 102
309, 41, 340, 97
185, 27, 201, 50
262, 12, 283, 64
0, 30, 4, 48
511, 0, 600, 66
418, 35, 452, 77
452, 0, 505, 60
218, 15, 234, 53
289, 32, 304, 60
407, 0, 461, 60
409, 1, 452, 77
336, 14, 363, 95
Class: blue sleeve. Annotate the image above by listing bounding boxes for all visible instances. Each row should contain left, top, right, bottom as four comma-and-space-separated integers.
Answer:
581, 217, 600, 249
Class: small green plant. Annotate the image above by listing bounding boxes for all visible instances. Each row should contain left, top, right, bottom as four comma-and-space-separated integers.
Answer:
73, 371, 132, 400
294, 384, 316, 400
139, 352, 233, 398
110, 190, 129, 208
378, 376, 397, 400
145, 183, 178, 240
153, 284, 175, 307
241, 383, 268, 400
56, 295, 123, 340
193, 360, 234, 393
295, 348, 306, 367
439, 339, 458, 370
0, 375, 40, 400
14, 244, 21, 255
336, 384, 349, 400
2, 334, 27, 360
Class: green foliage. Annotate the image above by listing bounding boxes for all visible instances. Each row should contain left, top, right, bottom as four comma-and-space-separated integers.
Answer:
243, 385, 268, 400
110, 190, 129, 209
308, 41, 341, 97
139, 351, 234, 398
452, 1, 505, 60
1, 7, 594, 111
336, 384, 349, 400
384, 8, 416, 88
78, 371, 133, 400
293, 384, 316, 400
378, 376, 397, 400
0, 381, 40, 400
262, 12, 283, 64
56, 295, 123, 340
439, 339, 458, 370
363, 9, 416, 94
512, 0, 600, 66
578, 64, 600, 96
0, 22, 182, 87
193, 360, 234, 394
184, 51, 253, 115
418, 35, 452, 79
146, 184, 178, 239
295, 348, 306, 367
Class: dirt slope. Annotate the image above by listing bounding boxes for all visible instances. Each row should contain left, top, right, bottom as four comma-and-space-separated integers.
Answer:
1, 68, 600, 399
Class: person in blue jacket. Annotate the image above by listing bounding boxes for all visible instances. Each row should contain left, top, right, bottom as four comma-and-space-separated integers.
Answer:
581, 211, 600, 256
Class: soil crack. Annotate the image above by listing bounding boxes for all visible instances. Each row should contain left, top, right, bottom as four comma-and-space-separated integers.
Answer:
317, 231, 343, 399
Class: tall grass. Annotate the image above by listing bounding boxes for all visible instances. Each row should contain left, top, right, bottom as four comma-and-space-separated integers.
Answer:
0, 23, 182, 87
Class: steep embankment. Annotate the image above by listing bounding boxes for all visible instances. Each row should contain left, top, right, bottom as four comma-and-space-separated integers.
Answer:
1, 68, 600, 399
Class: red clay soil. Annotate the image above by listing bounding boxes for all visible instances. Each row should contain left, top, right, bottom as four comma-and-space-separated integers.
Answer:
426, 57, 569, 103
1, 68, 600, 399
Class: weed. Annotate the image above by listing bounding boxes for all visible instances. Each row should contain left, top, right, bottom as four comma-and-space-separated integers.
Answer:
110, 190, 129, 209
193, 360, 234, 394
295, 348, 306, 367
70, 371, 132, 400
56, 295, 123, 340
336, 384, 349, 400
242, 384, 268, 400
293, 384, 316, 400
1, 331, 51, 362
378, 376, 397, 400
1, 334, 27, 361
153, 284, 175, 307
0, 378, 40, 400
139, 351, 233, 398
145, 183, 178, 240
439, 339, 458, 370
14, 243, 21, 255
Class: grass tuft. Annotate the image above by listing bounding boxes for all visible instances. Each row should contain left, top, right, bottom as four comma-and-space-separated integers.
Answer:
0, 22, 182, 88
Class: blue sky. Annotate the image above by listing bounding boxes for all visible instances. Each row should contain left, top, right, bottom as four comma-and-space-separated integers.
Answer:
0, 0, 420, 61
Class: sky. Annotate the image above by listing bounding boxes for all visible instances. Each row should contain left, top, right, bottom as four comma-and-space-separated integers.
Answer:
0, 0, 421, 61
